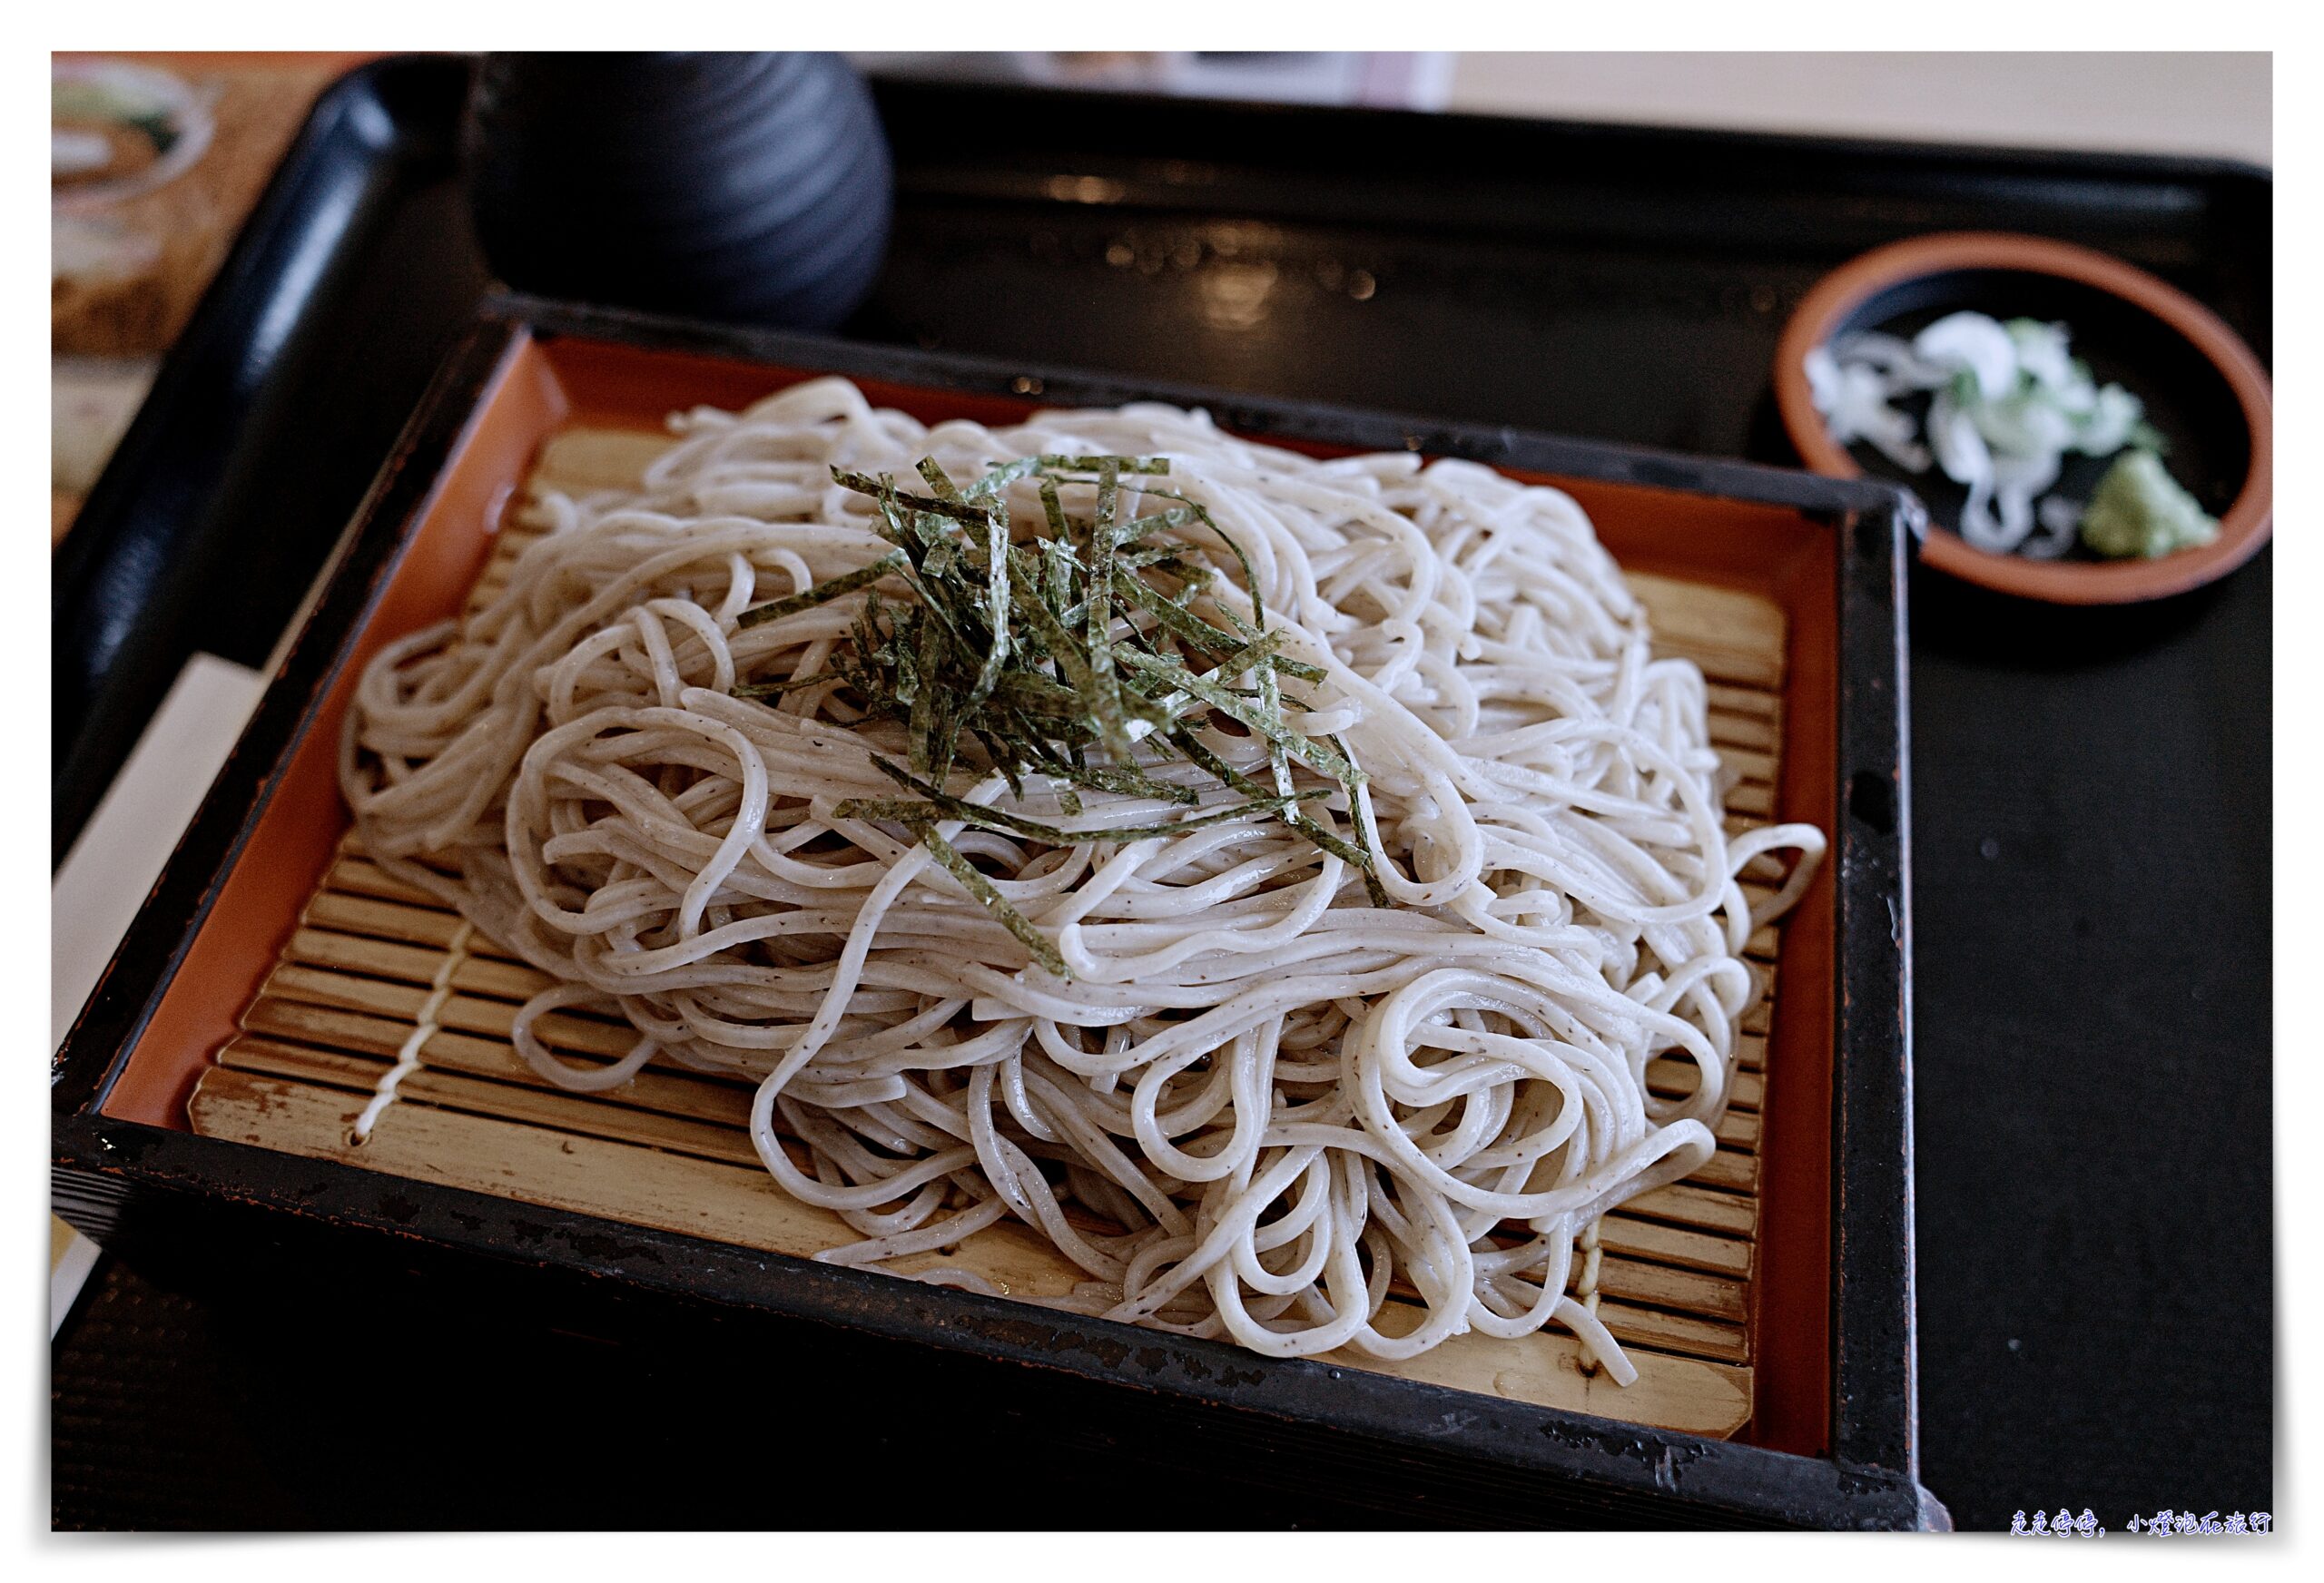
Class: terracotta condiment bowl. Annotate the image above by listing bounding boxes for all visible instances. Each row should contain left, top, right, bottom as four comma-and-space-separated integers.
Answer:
1774, 231, 2270, 604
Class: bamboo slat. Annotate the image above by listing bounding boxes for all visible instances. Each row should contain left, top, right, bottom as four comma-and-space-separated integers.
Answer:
189, 423, 1817, 1445
187, 1067, 1753, 1437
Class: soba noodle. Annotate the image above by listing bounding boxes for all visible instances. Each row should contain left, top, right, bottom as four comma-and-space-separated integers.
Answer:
340, 378, 1824, 1378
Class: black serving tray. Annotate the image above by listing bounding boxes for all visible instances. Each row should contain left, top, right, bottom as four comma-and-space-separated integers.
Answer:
52, 55, 2270, 1531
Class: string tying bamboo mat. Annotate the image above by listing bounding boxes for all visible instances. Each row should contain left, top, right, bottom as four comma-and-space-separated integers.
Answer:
190, 428, 1796, 1442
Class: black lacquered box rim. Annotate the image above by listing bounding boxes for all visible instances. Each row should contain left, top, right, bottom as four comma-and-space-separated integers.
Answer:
54, 294, 1935, 1530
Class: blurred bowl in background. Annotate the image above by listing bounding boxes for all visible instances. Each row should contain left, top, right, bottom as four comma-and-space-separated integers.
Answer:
53, 59, 223, 358
53, 59, 216, 211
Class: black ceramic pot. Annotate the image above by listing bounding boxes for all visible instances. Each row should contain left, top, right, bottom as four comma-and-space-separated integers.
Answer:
465, 52, 892, 330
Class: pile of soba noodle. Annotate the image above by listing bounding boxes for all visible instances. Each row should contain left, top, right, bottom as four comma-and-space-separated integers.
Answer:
342, 377, 1823, 1379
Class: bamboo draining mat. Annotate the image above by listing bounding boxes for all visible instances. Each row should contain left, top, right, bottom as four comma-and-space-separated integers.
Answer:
190, 428, 1795, 1441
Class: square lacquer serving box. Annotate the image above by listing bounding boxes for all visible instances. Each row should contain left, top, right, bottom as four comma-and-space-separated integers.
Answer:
54, 297, 1937, 1529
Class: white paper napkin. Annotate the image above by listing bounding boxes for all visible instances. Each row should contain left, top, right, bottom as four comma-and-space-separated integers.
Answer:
51, 650, 266, 1333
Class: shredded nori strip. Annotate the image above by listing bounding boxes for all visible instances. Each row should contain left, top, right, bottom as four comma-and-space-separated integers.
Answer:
907, 821, 1069, 979
838, 789, 1328, 847
735, 552, 908, 630
726, 448, 1392, 973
